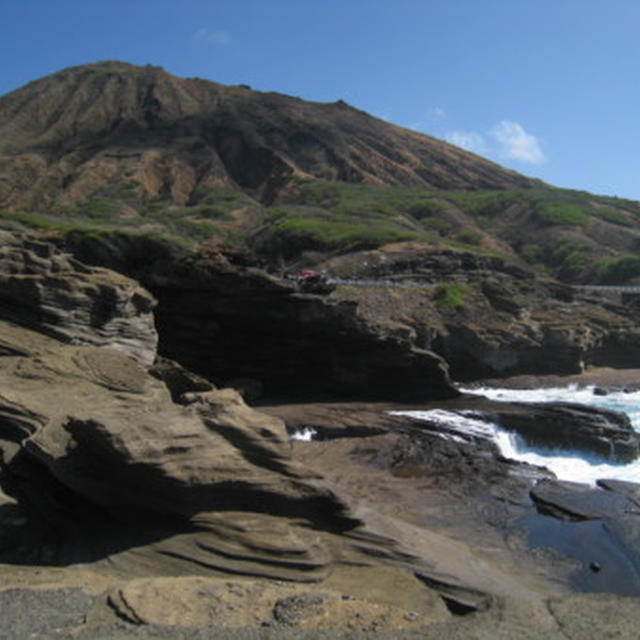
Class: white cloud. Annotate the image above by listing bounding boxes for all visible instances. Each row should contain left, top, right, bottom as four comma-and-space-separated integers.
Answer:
445, 130, 487, 155
444, 120, 546, 165
406, 106, 448, 132
193, 28, 231, 46
489, 120, 545, 164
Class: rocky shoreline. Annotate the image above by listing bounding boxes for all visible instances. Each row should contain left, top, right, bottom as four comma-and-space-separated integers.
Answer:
470, 366, 640, 392
1, 232, 640, 638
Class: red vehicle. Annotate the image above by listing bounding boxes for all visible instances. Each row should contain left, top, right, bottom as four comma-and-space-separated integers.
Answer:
296, 269, 334, 293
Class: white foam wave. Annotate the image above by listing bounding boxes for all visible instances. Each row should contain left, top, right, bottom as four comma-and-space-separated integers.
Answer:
389, 409, 495, 441
394, 400, 640, 486
494, 430, 640, 485
290, 427, 317, 442
462, 384, 640, 418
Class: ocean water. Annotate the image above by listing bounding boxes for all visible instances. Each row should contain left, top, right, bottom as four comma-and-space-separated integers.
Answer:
395, 385, 640, 486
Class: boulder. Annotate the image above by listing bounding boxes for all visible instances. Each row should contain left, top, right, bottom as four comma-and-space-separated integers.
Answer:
487, 401, 640, 463
149, 355, 216, 402
530, 479, 638, 521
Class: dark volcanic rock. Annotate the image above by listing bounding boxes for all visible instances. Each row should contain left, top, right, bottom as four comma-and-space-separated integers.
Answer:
530, 480, 638, 521
598, 479, 640, 507
147, 251, 458, 401
323, 246, 640, 380
485, 401, 640, 463
529, 479, 640, 592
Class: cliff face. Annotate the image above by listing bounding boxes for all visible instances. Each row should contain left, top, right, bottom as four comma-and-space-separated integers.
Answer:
1, 235, 640, 636
146, 252, 457, 401
322, 243, 640, 379
0, 61, 539, 212
0, 230, 157, 366
0, 231, 540, 618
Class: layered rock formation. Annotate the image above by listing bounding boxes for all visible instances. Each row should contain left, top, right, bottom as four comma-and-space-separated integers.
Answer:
0, 230, 639, 637
0, 230, 157, 367
0, 233, 464, 620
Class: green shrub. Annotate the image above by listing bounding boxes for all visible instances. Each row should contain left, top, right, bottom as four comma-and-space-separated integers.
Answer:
438, 190, 521, 217
596, 256, 640, 284
536, 203, 590, 226
173, 219, 219, 242
455, 229, 482, 246
270, 217, 430, 249
591, 207, 631, 226
0, 210, 71, 231
520, 243, 543, 264
421, 217, 453, 235
433, 283, 469, 309
551, 244, 592, 280
406, 200, 442, 218
75, 197, 123, 219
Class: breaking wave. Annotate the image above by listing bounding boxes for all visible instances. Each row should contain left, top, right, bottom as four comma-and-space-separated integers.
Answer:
394, 385, 640, 485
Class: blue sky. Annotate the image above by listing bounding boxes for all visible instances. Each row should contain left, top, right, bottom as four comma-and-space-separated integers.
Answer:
2, 0, 639, 199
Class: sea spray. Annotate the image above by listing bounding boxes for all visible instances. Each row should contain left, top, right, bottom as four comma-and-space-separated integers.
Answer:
394, 385, 640, 485
289, 426, 318, 441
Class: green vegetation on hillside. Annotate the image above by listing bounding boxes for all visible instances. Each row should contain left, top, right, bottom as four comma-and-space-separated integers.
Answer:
4, 177, 640, 284
249, 201, 438, 261
596, 256, 640, 284
433, 283, 470, 309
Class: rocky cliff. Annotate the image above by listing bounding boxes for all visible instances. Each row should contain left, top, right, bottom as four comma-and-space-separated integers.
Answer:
0, 232, 456, 627
2, 61, 640, 636
146, 251, 457, 401
0, 230, 157, 366
1, 231, 640, 637
45, 229, 457, 400
322, 242, 640, 379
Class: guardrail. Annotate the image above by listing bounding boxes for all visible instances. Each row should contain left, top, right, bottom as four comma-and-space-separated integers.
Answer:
574, 285, 640, 294
295, 274, 640, 293
327, 277, 438, 289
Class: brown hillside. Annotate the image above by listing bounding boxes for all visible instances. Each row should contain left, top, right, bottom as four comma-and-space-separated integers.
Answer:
0, 61, 540, 212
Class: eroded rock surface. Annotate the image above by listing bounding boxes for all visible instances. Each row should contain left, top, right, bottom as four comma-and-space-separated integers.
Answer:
1, 231, 639, 638
0, 322, 360, 571
103, 569, 449, 631
0, 230, 157, 367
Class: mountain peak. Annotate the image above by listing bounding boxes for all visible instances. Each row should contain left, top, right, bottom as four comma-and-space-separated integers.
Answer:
0, 62, 541, 211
